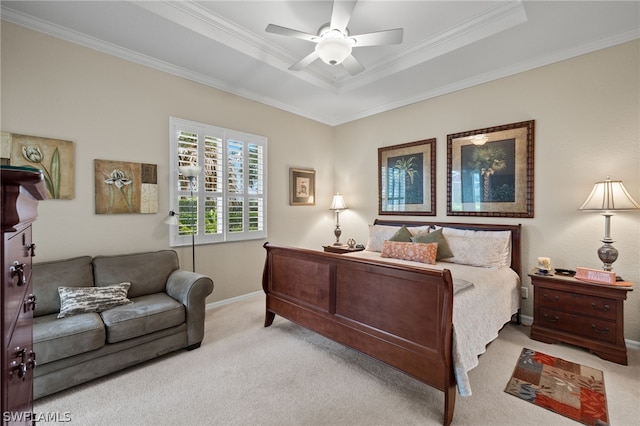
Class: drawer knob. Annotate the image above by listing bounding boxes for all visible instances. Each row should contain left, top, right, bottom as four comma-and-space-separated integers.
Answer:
24, 294, 37, 313
9, 361, 27, 380
543, 313, 560, 323
9, 261, 26, 287
591, 324, 610, 334
591, 302, 610, 312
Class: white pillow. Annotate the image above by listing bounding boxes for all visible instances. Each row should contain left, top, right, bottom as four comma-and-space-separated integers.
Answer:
365, 225, 402, 252
440, 227, 511, 268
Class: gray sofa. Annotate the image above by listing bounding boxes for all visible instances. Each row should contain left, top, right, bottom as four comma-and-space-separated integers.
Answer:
32, 250, 214, 399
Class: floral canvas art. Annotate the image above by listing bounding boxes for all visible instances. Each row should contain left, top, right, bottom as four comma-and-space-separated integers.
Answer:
94, 159, 158, 214
2, 132, 75, 199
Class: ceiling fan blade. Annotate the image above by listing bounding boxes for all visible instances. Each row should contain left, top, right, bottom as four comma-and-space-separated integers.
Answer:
330, 0, 358, 33
289, 51, 320, 71
341, 54, 365, 76
351, 28, 404, 47
265, 24, 318, 43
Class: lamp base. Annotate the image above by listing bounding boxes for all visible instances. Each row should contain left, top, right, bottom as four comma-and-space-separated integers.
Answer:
598, 240, 618, 272
333, 225, 342, 245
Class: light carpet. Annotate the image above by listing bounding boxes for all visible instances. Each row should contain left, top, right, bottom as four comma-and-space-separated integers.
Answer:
35, 294, 640, 425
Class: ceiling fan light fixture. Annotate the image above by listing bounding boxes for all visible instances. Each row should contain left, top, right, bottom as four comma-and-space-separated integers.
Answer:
315, 37, 353, 66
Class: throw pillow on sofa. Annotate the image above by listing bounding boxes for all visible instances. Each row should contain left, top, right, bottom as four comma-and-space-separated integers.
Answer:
58, 282, 133, 318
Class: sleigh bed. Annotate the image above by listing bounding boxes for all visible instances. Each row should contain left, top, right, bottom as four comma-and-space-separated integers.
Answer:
262, 220, 522, 425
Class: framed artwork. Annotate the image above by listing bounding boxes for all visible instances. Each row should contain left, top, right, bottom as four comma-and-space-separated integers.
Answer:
95, 159, 158, 214
289, 168, 315, 206
1, 132, 75, 199
378, 138, 436, 216
447, 120, 534, 217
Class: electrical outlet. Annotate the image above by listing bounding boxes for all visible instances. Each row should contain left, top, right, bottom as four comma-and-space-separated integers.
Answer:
521, 287, 529, 299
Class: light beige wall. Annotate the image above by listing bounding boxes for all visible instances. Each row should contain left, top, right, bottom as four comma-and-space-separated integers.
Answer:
3, 22, 639, 342
334, 40, 640, 341
1, 22, 335, 302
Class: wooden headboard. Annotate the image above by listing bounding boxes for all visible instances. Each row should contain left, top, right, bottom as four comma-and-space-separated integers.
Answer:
373, 219, 523, 278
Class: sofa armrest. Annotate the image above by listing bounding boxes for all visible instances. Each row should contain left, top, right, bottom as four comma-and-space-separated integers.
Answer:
166, 270, 214, 348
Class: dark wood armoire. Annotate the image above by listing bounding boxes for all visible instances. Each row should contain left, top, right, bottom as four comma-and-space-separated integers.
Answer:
1, 166, 47, 425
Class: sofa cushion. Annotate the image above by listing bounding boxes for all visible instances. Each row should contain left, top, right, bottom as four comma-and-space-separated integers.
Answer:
33, 313, 106, 364
92, 250, 179, 298
57, 282, 133, 318
33, 256, 94, 317
100, 293, 185, 344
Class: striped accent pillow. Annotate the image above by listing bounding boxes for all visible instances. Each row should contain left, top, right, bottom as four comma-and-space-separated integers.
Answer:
57, 282, 133, 318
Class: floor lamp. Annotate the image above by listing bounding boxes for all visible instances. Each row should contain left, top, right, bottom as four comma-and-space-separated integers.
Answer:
165, 165, 201, 273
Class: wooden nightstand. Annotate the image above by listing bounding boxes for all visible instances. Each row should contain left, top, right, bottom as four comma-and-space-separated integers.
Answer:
323, 245, 364, 254
530, 270, 632, 365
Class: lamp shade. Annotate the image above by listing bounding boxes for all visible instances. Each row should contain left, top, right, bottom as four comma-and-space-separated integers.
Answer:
178, 165, 202, 177
163, 210, 179, 225
329, 194, 347, 210
579, 177, 640, 211
315, 37, 352, 66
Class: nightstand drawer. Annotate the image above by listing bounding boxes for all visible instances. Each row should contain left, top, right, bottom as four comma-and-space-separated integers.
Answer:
538, 288, 617, 321
538, 307, 617, 344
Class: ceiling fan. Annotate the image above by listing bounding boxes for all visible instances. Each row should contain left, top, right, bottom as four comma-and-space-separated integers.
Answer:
265, 0, 403, 76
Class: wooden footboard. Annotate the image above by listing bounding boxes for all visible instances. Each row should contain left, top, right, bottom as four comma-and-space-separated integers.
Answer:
262, 243, 456, 425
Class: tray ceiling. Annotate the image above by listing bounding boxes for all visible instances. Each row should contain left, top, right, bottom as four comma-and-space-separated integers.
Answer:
2, 1, 639, 125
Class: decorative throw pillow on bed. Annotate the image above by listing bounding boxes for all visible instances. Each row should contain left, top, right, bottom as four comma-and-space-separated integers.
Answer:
381, 240, 438, 264
366, 224, 433, 251
57, 282, 133, 318
411, 228, 454, 260
388, 225, 413, 242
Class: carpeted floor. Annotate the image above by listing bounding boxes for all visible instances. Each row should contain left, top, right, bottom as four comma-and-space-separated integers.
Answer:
34, 294, 640, 425
505, 348, 608, 425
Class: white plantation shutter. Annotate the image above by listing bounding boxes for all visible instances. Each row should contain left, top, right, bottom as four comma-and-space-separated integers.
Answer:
169, 117, 267, 247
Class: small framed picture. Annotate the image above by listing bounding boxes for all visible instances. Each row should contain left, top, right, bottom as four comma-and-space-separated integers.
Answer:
289, 168, 315, 206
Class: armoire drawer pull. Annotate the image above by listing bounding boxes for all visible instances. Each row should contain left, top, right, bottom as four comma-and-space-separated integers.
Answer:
9, 261, 26, 287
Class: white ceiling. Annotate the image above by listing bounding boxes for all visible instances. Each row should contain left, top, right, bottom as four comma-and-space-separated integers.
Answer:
2, 1, 639, 126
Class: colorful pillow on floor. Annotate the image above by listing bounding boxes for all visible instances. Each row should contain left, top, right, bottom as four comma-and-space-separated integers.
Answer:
57, 282, 133, 318
381, 240, 438, 264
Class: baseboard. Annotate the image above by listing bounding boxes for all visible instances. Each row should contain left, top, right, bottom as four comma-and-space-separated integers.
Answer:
519, 314, 640, 350
206, 290, 262, 310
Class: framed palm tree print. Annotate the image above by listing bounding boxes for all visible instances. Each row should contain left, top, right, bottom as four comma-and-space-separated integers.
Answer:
378, 138, 436, 216
447, 120, 534, 217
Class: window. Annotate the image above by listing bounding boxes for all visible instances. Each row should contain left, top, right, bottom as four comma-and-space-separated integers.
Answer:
169, 117, 267, 247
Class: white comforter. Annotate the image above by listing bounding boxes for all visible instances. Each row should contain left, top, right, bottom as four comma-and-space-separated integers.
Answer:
344, 250, 520, 396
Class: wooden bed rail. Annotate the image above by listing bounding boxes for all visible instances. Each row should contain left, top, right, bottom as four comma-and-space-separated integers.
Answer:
262, 243, 457, 425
